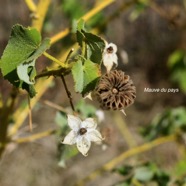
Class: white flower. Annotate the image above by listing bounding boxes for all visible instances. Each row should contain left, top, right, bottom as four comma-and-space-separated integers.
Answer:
62, 115, 104, 156
103, 42, 118, 72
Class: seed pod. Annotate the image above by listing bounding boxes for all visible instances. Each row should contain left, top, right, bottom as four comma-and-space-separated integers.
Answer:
95, 70, 136, 110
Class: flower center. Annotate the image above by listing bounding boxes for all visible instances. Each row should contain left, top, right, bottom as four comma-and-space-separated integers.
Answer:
79, 128, 87, 135
107, 46, 114, 53
112, 88, 118, 94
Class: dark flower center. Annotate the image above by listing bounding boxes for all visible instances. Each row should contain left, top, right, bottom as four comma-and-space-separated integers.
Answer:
107, 46, 114, 53
79, 128, 87, 135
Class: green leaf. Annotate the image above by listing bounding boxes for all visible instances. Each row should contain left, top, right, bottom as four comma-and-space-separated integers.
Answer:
72, 58, 101, 94
0, 24, 50, 97
72, 59, 84, 93
76, 20, 105, 64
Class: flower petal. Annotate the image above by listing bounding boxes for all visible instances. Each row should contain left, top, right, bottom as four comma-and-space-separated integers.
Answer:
67, 114, 81, 131
81, 118, 97, 129
62, 130, 77, 145
77, 137, 91, 156
87, 129, 103, 142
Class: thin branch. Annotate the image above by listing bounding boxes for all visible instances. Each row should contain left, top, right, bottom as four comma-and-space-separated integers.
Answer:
42, 100, 69, 114
43, 52, 69, 68
114, 112, 137, 148
75, 134, 176, 185
24, 0, 37, 12
60, 75, 75, 112
28, 95, 33, 132
31, 0, 51, 31
50, 0, 116, 44
13, 129, 56, 144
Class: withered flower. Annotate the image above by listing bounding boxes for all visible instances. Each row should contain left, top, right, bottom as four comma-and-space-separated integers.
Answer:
95, 70, 136, 111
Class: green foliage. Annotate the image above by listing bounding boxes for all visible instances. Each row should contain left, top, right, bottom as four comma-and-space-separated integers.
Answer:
141, 107, 186, 140
76, 19, 105, 64
114, 162, 170, 186
168, 50, 186, 93
72, 20, 105, 94
72, 57, 100, 94
0, 24, 50, 97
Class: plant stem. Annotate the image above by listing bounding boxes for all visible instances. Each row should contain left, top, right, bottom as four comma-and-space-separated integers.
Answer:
60, 75, 75, 112
31, 0, 51, 31
114, 111, 137, 148
75, 134, 176, 185
50, 0, 116, 44
42, 100, 69, 114
14, 129, 56, 144
24, 0, 37, 12
28, 95, 33, 132
0, 87, 18, 158
43, 52, 69, 68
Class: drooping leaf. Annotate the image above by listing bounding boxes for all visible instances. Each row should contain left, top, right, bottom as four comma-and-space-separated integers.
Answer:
72, 57, 101, 94
0, 24, 50, 97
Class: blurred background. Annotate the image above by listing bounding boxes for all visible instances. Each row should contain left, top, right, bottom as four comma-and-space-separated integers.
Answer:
0, 0, 186, 185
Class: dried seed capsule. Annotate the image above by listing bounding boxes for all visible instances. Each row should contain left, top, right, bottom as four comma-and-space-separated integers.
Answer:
95, 70, 136, 110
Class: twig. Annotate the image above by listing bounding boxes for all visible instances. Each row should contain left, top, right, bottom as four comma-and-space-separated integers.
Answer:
24, 0, 37, 12
75, 134, 176, 185
42, 100, 69, 114
60, 75, 75, 112
14, 129, 56, 144
28, 95, 33, 132
114, 112, 137, 148
31, 0, 51, 31
50, 0, 116, 44
43, 52, 69, 68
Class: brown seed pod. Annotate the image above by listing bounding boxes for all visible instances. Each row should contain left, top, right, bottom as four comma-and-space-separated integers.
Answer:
95, 70, 136, 110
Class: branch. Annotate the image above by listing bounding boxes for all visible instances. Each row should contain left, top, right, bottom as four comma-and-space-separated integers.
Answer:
31, 0, 51, 31
60, 75, 75, 112
0, 87, 18, 158
14, 129, 56, 144
43, 52, 69, 68
50, 0, 116, 44
75, 134, 176, 185
24, 0, 37, 12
